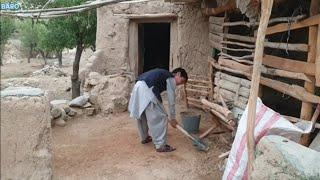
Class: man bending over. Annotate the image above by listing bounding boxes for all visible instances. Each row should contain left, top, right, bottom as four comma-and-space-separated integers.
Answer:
128, 68, 188, 152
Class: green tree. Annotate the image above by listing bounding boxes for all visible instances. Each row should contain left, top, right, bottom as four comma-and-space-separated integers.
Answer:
19, 19, 47, 63
38, 19, 73, 67
47, 0, 96, 98
0, 17, 15, 66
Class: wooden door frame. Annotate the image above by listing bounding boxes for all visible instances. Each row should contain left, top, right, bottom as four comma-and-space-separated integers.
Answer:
128, 14, 178, 78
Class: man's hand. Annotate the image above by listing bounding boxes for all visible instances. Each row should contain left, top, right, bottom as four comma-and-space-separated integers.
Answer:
169, 119, 178, 128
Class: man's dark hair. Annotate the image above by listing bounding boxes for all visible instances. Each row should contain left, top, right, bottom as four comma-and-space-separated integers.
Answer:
172, 67, 188, 81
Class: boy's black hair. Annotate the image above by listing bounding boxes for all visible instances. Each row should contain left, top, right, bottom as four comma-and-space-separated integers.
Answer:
172, 67, 188, 82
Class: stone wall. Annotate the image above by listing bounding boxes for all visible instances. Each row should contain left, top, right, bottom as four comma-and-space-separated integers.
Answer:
96, 0, 210, 76
1, 87, 53, 180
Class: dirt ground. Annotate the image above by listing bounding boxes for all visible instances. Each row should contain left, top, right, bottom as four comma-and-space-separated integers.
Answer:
53, 109, 231, 180
2, 42, 231, 179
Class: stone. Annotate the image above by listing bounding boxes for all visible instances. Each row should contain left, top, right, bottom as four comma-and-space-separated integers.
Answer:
252, 135, 320, 179
1, 88, 53, 179
63, 106, 71, 114
50, 107, 62, 119
83, 102, 92, 108
69, 95, 89, 107
89, 75, 130, 115
1, 87, 44, 98
60, 109, 69, 121
55, 119, 66, 127
67, 109, 77, 116
112, 96, 128, 113
84, 108, 95, 116
88, 72, 103, 86
310, 132, 320, 152
50, 99, 69, 107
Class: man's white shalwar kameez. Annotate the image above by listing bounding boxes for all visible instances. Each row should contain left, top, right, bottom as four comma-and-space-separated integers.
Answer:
128, 78, 176, 149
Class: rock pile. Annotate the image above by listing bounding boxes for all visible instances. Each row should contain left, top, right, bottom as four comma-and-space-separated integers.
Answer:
50, 95, 98, 127
32, 65, 68, 77
50, 100, 76, 127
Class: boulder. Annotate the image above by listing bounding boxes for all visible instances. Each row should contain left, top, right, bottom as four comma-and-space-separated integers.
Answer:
309, 132, 320, 152
89, 75, 131, 115
252, 135, 320, 179
69, 95, 89, 107
50, 107, 62, 119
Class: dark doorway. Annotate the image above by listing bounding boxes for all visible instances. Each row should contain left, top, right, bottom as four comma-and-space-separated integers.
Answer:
138, 23, 170, 74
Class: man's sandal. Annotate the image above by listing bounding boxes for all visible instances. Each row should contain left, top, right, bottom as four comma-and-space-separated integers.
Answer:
141, 136, 152, 144
156, 144, 176, 153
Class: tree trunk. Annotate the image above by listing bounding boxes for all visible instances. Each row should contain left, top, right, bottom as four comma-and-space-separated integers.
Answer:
58, 50, 62, 67
28, 45, 33, 63
39, 50, 47, 65
71, 37, 83, 99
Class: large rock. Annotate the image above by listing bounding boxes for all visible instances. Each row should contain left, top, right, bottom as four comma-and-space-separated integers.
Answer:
1, 87, 53, 180
252, 135, 320, 179
310, 132, 320, 152
69, 95, 89, 107
89, 75, 131, 114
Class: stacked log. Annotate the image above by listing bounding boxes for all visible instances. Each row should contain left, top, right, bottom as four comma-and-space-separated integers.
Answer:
213, 71, 250, 110
201, 99, 236, 131
209, 16, 224, 51
184, 75, 212, 109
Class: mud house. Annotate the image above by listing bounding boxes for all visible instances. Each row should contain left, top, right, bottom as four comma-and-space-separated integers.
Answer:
92, 0, 319, 123
1, 0, 320, 179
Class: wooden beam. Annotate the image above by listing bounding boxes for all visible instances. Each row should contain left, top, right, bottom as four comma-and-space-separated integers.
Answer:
259, 77, 320, 103
209, 33, 223, 43
209, 24, 223, 34
115, 13, 177, 19
186, 88, 209, 95
266, 14, 320, 35
300, 23, 318, 146
222, 15, 306, 27
201, 99, 234, 120
188, 79, 210, 84
186, 84, 210, 89
262, 55, 315, 76
316, 25, 320, 86
247, 0, 273, 177
209, 16, 225, 25
264, 42, 309, 52
301, 25, 318, 120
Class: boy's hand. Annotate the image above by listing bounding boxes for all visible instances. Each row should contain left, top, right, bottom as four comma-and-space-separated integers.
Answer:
169, 119, 178, 128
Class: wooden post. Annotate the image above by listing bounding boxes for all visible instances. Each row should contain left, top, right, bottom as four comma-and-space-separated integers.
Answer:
246, 0, 273, 178
300, 0, 319, 146
316, 25, 320, 87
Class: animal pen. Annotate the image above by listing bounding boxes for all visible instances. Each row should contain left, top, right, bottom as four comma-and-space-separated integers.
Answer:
1, 0, 320, 179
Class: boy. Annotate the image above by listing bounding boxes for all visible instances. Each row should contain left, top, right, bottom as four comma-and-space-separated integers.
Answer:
128, 68, 188, 152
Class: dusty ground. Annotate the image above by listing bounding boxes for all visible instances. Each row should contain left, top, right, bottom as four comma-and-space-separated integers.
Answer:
2, 40, 231, 179
53, 110, 231, 180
